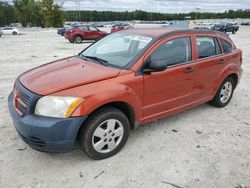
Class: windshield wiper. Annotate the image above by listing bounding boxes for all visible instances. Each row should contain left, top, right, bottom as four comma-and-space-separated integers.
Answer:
79, 54, 109, 67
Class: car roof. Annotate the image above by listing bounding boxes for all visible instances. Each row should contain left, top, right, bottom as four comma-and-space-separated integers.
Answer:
122, 28, 230, 39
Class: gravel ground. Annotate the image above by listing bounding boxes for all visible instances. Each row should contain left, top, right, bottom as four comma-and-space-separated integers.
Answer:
0, 26, 250, 188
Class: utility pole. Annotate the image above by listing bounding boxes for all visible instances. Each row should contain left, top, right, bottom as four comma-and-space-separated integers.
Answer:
195, 7, 200, 20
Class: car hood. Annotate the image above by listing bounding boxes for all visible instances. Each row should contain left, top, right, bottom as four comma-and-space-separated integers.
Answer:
19, 56, 120, 95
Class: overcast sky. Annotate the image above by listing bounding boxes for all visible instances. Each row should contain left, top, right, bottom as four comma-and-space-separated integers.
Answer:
6, 0, 250, 13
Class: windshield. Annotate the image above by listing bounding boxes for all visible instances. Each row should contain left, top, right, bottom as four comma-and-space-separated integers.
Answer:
80, 32, 153, 68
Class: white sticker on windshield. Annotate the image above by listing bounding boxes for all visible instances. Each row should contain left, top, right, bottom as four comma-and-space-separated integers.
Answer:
133, 36, 152, 43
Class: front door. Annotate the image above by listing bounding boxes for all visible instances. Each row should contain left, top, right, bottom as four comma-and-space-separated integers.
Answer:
143, 36, 197, 122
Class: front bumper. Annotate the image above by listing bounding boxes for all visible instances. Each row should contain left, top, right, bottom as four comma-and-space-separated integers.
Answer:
65, 34, 74, 41
8, 92, 87, 153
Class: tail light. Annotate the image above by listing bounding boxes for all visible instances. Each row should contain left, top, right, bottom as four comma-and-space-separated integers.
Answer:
240, 50, 243, 66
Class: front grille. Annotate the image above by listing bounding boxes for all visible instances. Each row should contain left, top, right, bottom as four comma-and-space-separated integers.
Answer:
12, 80, 41, 116
19, 91, 30, 104
13, 82, 31, 116
14, 85, 29, 116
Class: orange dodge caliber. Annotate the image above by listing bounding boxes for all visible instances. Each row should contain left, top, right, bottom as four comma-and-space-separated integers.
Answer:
8, 29, 243, 159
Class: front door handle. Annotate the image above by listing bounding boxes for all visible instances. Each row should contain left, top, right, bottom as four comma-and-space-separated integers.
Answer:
218, 59, 225, 64
184, 67, 196, 73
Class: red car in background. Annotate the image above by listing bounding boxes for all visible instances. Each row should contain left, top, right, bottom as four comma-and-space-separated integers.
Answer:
65, 25, 107, 43
111, 23, 134, 33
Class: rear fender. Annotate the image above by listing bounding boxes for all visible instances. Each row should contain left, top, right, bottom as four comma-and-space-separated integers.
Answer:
212, 63, 238, 96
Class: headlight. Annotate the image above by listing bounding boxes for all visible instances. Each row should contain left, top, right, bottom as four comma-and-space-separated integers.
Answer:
35, 96, 84, 118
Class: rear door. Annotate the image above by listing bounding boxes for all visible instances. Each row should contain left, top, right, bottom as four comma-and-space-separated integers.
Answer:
88, 26, 103, 40
192, 35, 225, 101
79, 26, 91, 39
143, 35, 198, 122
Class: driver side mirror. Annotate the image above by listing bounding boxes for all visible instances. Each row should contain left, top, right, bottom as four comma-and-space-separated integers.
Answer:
143, 56, 167, 74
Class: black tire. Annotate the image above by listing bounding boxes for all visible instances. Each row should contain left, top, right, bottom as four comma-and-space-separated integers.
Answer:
74, 36, 82, 44
210, 77, 235, 108
13, 31, 17, 35
79, 107, 130, 160
232, 30, 236, 34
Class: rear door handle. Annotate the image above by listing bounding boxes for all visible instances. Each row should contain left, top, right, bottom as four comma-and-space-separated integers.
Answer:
184, 67, 196, 73
218, 59, 225, 64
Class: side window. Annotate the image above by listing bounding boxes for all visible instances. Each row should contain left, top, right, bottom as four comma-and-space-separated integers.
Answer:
196, 36, 220, 59
220, 39, 232, 53
88, 26, 98, 31
80, 26, 88, 31
151, 37, 192, 66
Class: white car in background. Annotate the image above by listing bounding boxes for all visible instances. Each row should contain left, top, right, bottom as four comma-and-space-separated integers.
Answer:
104, 24, 113, 28
1, 27, 21, 35
202, 22, 212, 26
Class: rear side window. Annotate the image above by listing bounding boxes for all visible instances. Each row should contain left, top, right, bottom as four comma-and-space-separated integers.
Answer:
151, 37, 192, 66
220, 39, 232, 53
88, 26, 98, 31
196, 36, 221, 59
80, 26, 88, 30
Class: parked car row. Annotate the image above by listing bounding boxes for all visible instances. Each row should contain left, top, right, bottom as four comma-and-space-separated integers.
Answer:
59, 22, 134, 43
241, 22, 250, 26
194, 22, 240, 35
111, 23, 134, 33
211, 22, 239, 34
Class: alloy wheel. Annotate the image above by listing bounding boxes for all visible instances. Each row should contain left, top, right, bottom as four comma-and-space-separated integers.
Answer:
220, 81, 233, 103
92, 119, 124, 153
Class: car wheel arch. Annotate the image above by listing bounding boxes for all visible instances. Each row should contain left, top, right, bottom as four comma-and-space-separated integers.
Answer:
75, 100, 137, 144
213, 71, 239, 96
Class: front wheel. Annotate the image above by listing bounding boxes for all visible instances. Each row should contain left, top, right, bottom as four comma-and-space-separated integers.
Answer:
79, 107, 130, 160
210, 77, 235, 108
13, 31, 17, 35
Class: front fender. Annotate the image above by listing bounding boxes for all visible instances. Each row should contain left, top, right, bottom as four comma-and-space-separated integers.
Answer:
58, 82, 143, 122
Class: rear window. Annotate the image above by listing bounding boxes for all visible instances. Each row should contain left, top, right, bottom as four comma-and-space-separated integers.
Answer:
220, 39, 232, 53
196, 36, 221, 59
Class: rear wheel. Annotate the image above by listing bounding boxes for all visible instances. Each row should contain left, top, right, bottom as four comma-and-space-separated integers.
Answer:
210, 77, 235, 108
232, 30, 236, 34
79, 107, 130, 160
13, 31, 17, 35
74, 36, 82, 44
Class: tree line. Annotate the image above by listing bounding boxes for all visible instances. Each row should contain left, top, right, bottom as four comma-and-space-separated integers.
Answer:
1, 1, 250, 27
0, 0, 64, 27
65, 9, 250, 22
